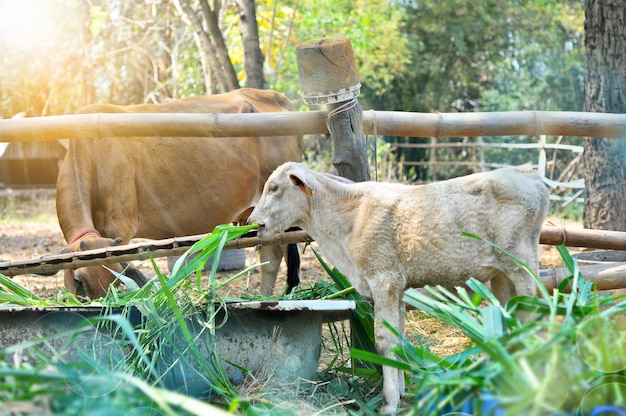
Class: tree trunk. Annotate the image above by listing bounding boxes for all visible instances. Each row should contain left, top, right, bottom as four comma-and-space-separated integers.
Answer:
199, 0, 239, 91
236, 0, 267, 89
583, 0, 626, 231
172, 0, 239, 93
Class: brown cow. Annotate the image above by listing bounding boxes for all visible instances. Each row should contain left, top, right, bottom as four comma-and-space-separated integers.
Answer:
56, 88, 303, 299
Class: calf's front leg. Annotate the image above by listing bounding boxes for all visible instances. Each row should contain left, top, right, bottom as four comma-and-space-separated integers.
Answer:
259, 244, 283, 295
371, 274, 406, 414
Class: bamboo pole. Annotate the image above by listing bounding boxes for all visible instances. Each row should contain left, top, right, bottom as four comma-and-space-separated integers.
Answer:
2, 110, 626, 143
0, 112, 327, 143
540, 225, 626, 250
540, 263, 626, 292
392, 142, 584, 151
0, 230, 312, 277
365, 111, 626, 138
3, 226, 626, 280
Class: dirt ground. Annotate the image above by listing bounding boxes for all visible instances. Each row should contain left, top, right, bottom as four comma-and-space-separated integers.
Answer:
0, 191, 576, 359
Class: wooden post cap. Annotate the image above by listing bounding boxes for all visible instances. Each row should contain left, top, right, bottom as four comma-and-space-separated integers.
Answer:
296, 36, 361, 105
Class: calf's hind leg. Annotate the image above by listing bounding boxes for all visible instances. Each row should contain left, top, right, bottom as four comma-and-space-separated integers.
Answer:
490, 267, 537, 322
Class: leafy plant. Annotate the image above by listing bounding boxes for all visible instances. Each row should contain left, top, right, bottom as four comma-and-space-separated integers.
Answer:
0, 224, 261, 414
355, 235, 626, 415
0, 224, 388, 414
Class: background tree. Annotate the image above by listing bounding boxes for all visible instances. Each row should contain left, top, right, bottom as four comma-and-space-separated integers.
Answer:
172, 0, 239, 93
366, 0, 585, 182
0, 0, 589, 189
236, 0, 267, 89
582, 0, 626, 231
0, 0, 94, 116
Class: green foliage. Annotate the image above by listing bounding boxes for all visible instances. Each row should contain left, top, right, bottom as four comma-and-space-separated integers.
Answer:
375, 0, 584, 113
0, 224, 258, 414
0, 274, 47, 306
356, 236, 626, 415
370, 0, 585, 186
0, 224, 385, 414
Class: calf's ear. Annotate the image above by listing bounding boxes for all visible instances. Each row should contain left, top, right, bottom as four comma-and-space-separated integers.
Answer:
289, 174, 313, 196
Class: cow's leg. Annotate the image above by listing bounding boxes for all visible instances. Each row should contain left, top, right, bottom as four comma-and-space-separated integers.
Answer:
490, 272, 516, 306
120, 262, 148, 287
285, 243, 300, 294
372, 273, 405, 414
397, 301, 406, 394
489, 240, 539, 302
64, 269, 80, 296
259, 244, 283, 295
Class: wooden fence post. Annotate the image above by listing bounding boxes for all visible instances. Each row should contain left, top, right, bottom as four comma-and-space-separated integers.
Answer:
429, 137, 437, 181
296, 36, 370, 182
538, 134, 547, 178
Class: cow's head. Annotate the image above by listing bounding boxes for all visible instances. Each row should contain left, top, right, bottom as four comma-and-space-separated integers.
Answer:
62, 231, 147, 300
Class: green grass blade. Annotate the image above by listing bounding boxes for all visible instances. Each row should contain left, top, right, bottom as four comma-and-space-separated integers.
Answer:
169, 224, 257, 287
350, 348, 412, 371
0, 273, 45, 305
116, 372, 231, 416
480, 305, 505, 340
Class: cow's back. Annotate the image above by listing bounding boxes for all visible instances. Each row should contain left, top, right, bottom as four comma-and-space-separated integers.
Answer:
77, 88, 297, 115
58, 89, 302, 243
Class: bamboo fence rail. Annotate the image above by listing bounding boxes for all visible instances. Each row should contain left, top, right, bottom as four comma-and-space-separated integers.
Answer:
0, 230, 311, 277
392, 141, 584, 151
1, 226, 626, 278
541, 263, 626, 292
540, 226, 626, 250
1, 110, 626, 142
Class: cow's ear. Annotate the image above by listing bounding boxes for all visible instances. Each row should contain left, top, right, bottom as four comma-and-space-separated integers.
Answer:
289, 174, 313, 196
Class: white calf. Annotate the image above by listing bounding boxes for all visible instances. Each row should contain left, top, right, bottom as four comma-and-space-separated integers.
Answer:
248, 162, 550, 413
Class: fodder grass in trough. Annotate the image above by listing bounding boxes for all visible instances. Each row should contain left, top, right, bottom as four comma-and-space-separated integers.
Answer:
0, 223, 385, 414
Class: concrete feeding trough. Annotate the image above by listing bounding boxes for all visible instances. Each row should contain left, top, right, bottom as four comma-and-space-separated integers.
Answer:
0, 300, 355, 395
218, 300, 355, 383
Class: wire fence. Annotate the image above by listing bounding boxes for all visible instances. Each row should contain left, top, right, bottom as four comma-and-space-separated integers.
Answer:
388, 134, 584, 207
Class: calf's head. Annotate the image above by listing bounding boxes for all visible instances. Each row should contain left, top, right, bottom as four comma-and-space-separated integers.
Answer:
62, 232, 147, 299
248, 162, 313, 240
